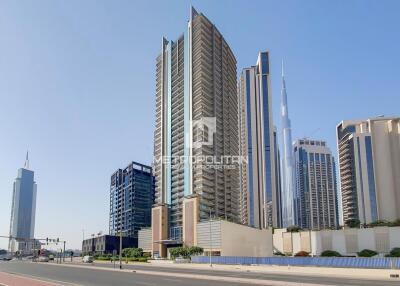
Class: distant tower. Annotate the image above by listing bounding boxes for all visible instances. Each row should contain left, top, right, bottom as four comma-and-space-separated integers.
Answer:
8, 153, 37, 254
238, 51, 280, 228
280, 61, 295, 227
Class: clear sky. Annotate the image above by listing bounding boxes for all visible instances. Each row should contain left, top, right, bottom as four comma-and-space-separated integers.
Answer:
0, 0, 399, 250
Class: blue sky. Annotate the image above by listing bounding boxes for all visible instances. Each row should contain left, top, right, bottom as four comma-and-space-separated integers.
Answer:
0, 0, 399, 250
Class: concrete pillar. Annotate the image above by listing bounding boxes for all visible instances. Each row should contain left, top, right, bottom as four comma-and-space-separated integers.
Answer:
182, 195, 200, 247
151, 204, 168, 258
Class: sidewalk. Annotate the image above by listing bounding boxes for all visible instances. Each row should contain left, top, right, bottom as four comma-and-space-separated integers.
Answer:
0, 272, 57, 286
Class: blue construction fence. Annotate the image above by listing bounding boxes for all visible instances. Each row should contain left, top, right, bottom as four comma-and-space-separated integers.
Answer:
191, 256, 400, 269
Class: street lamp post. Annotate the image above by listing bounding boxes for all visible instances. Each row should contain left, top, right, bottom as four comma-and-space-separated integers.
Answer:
119, 230, 122, 270
209, 209, 212, 267
63, 241, 66, 262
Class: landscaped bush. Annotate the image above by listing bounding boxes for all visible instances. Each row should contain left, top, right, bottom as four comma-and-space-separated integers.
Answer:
127, 257, 138, 261
367, 220, 400, 228
169, 246, 204, 259
345, 219, 361, 228
138, 257, 148, 263
321, 250, 342, 257
143, 252, 151, 258
357, 249, 378, 257
294, 251, 310, 257
386, 248, 400, 257
287, 225, 302, 233
122, 248, 143, 258
274, 251, 285, 256
189, 246, 204, 256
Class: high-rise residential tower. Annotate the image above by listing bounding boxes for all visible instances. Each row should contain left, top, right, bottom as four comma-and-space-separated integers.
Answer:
337, 117, 400, 225
293, 139, 339, 230
109, 162, 154, 245
280, 62, 295, 227
152, 7, 239, 256
8, 153, 37, 254
238, 52, 280, 228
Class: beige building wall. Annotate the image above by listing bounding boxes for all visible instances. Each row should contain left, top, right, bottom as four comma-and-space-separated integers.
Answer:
274, 227, 400, 256
197, 220, 273, 257
220, 221, 272, 257
138, 228, 152, 253
182, 195, 200, 247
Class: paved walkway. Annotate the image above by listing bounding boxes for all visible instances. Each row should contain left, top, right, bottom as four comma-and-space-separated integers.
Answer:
0, 272, 57, 286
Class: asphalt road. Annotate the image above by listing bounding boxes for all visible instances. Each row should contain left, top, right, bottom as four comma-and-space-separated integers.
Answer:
76, 261, 400, 286
0, 261, 245, 286
0, 260, 399, 286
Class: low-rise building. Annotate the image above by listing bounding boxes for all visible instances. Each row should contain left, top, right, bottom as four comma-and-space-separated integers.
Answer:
139, 197, 273, 258
82, 235, 137, 255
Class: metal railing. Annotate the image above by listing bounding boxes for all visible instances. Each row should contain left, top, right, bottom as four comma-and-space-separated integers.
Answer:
191, 256, 400, 269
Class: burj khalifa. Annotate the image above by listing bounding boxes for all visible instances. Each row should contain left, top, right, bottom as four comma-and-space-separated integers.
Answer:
280, 61, 295, 227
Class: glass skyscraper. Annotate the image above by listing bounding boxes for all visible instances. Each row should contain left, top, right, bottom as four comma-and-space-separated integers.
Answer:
280, 63, 295, 227
293, 139, 339, 230
238, 52, 281, 228
152, 7, 239, 240
8, 153, 37, 254
109, 162, 155, 243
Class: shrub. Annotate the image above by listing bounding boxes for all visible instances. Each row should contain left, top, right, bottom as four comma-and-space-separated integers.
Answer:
345, 219, 360, 228
321, 250, 342, 257
127, 257, 138, 261
188, 246, 204, 256
169, 246, 203, 260
357, 249, 378, 257
294, 251, 310, 257
287, 225, 302, 233
389, 220, 400, 227
122, 248, 143, 258
386, 248, 400, 257
368, 220, 390, 227
274, 251, 285, 256
138, 257, 148, 262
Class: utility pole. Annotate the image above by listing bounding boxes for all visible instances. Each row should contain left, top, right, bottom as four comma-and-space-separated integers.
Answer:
63, 241, 66, 262
209, 209, 212, 267
119, 230, 122, 270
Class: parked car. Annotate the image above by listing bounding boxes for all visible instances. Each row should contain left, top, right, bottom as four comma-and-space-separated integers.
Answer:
48, 254, 54, 261
82, 256, 94, 263
38, 256, 50, 262
1, 256, 12, 261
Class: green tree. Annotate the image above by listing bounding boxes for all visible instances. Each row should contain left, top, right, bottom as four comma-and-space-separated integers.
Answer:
188, 246, 203, 256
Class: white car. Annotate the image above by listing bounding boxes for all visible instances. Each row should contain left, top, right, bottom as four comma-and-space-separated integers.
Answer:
38, 256, 49, 262
82, 256, 94, 263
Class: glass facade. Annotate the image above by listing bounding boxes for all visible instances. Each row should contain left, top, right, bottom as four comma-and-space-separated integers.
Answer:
109, 162, 155, 239
245, 70, 255, 226
365, 136, 378, 222
9, 168, 37, 253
